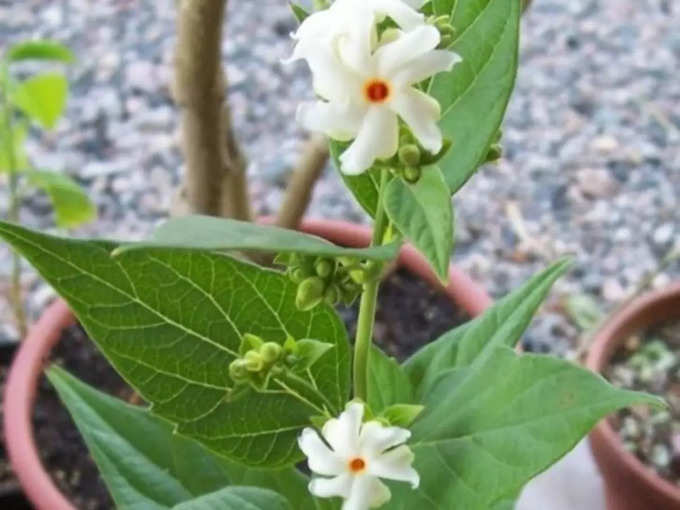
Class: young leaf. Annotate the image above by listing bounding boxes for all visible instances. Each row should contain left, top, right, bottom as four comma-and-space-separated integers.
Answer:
173, 487, 291, 510
294, 339, 335, 372
6, 40, 75, 63
0, 223, 351, 468
25, 170, 96, 227
367, 346, 414, 414
380, 404, 424, 427
47, 364, 320, 509
11, 73, 68, 129
431, 0, 520, 193
117, 215, 400, 262
384, 166, 453, 282
405, 259, 572, 397
290, 3, 310, 23
392, 347, 665, 510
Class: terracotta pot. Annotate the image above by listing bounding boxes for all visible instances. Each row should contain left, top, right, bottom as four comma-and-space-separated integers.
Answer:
3, 218, 492, 510
587, 283, 680, 510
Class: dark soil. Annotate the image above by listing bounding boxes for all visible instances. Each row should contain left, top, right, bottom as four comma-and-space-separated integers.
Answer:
339, 268, 469, 360
3, 268, 469, 509
605, 319, 680, 486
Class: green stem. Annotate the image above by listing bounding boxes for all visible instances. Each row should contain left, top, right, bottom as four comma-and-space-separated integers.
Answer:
353, 170, 389, 401
0, 65, 26, 338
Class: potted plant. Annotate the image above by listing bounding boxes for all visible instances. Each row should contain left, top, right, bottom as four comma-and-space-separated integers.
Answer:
1, 1, 661, 509
588, 282, 680, 510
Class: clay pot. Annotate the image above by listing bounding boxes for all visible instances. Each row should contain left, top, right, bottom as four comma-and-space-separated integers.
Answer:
3, 219, 492, 510
587, 283, 680, 510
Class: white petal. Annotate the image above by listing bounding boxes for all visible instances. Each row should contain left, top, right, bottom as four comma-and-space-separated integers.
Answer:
297, 101, 364, 141
339, 107, 399, 175
375, 25, 440, 78
293, 44, 362, 103
370, 0, 426, 31
369, 445, 420, 488
310, 473, 353, 499
359, 421, 411, 457
393, 50, 462, 87
336, 14, 378, 76
298, 428, 345, 476
400, 0, 425, 8
343, 475, 391, 510
323, 402, 365, 456
390, 88, 442, 153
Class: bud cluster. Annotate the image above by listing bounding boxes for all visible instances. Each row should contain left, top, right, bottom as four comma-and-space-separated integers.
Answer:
278, 253, 380, 311
382, 125, 452, 184
229, 333, 285, 387
430, 14, 456, 49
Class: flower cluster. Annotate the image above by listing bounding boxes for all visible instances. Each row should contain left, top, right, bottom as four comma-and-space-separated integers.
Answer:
288, 0, 461, 175
299, 402, 419, 510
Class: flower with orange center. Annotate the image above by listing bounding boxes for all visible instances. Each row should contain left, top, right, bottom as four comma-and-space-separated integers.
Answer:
298, 403, 419, 510
287, 0, 461, 175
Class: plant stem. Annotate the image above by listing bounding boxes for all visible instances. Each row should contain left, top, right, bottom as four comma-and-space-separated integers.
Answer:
353, 170, 389, 401
1, 67, 27, 339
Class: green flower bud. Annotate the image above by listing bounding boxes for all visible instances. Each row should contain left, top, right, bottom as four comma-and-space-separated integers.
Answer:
260, 342, 283, 364
244, 350, 264, 372
315, 258, 334, 278
485, 143, 502, 162
285, 354, 299, 367
349, 267, 368, 285
337, 256, 358, 268
439, 34, 453, 48
324, 284, 340, 305
296, 276, 326, 311
403, 166, 422, 184
229, 359, 248, 383
398, 144, 421, 167
290, 267, 308, 284
380, 28, 401, 45
439, 24, 455, 36
434, 15, 450, 27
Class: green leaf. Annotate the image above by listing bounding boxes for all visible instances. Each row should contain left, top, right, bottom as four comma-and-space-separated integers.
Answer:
391, 347, 664, 510
11, 73, 68, 129
6, 40, 75, 63
380, 404, 424, 427
290, 3, 310, 23
431, 0, 520, 193
405, 259, 571, 397
384, 167, 453, 282
0, 222, 350, 468
47, 365, 320, 510
367, 346, 414, 414
294, 339, 335, 372
117, 215, 399, 262
0, 121, 28, 172
431, 0, 455, 15
329, 140, 383, 218
25, 170, 96, 227
173, 487, 291, 510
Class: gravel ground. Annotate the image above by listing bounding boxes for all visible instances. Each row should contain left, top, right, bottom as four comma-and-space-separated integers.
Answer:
0, 0, 678, 352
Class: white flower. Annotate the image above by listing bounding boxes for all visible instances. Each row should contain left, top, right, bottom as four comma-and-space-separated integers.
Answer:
289, 1, 461, 174
299, 403, 419, 510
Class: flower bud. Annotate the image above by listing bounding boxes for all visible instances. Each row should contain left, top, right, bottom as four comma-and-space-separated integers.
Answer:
398, 144, 421, 167
290, 267, 308, 284
337, 256, 358, 268
296, 276, 326, 311
244, 350, 264, 372
349, 267, 368, 285
324, 284, 340, 305
439, 34, 453, 49
403, 166, 422, 184
260, 342, 283, 364
315, 258, 334, 278
229, 359, 249, 383
485, 143, 502, 162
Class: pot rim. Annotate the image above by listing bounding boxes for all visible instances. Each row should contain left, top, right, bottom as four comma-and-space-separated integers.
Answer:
586, 282, 680, 503
3, 217, 492, 509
